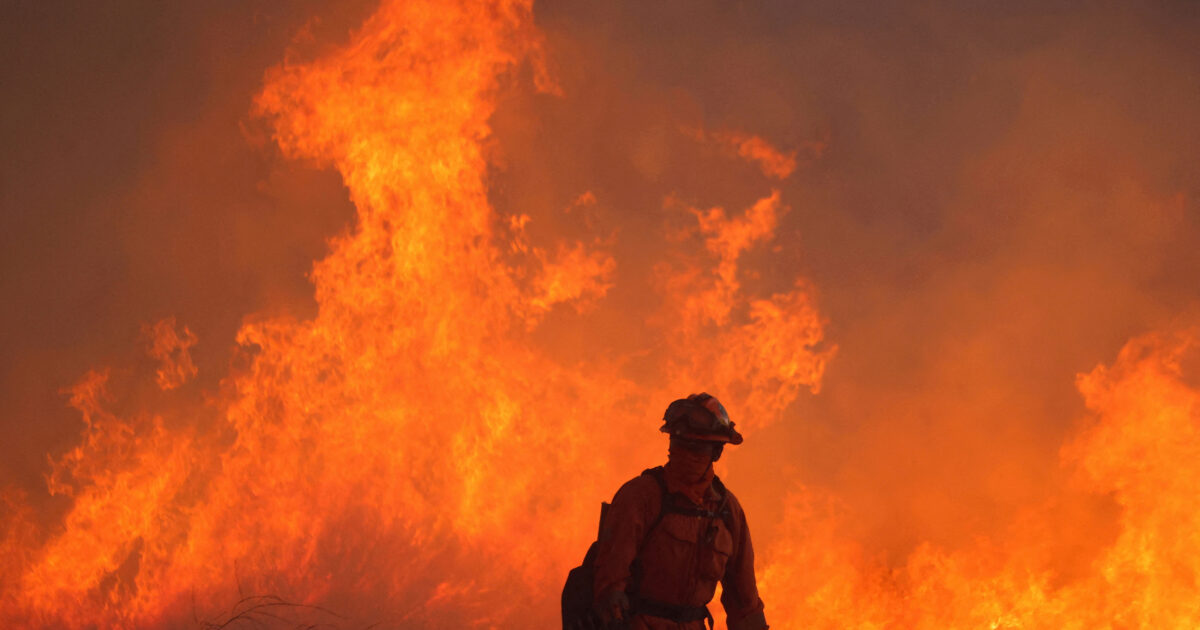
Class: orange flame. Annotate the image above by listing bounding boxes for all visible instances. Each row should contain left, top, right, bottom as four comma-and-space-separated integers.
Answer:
0, 0, 828, 627
686, 128, 828, 181
143, 317, 198, 391
3, 1, 1199, 629
758, 329, 1200, 628
719, 133, 798, 180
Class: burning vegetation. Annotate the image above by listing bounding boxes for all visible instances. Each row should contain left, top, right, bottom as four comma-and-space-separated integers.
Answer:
2, 0, 1199, 628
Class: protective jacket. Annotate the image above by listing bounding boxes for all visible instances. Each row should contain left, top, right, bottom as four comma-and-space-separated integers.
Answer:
592, 467, 768, 630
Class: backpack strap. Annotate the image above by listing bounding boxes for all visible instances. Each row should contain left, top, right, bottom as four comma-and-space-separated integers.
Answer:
709, 476, 732, 525
636, 467, 670, 556
627, 467, 668, 596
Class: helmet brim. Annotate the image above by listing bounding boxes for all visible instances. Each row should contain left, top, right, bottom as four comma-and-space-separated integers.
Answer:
662, 427, 744, 445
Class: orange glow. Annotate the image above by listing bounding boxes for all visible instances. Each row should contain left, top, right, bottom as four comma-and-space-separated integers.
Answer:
760, 329, 1200, 628
0, 1, 827, 626
2, 1, 1198, 629
143, 317, 198, 391
686, 128, 812, 180
721, 133, 798, 180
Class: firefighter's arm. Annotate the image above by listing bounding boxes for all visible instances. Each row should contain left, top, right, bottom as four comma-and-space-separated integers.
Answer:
720, 494, 769, 630
592, 476, 655, 619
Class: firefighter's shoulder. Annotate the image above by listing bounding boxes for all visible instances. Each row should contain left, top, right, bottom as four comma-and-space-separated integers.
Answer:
609, 469, 662, 507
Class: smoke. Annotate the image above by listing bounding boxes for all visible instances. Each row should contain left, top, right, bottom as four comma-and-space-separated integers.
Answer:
511, 0, 1200, 560
0, 1, 368, 516
3, 0, 1200, 627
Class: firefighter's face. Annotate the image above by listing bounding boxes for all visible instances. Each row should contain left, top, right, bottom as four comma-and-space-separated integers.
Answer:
670, 437, 723, 463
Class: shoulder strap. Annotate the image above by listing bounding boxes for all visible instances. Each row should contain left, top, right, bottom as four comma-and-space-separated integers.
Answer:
710, 474, 726, 499
638, 467, 670, 556
627, 467, 670, 596
710, 475, 732, 524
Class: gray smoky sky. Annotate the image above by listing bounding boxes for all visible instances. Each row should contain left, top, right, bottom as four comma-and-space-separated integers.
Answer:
4, 0, 1200, 571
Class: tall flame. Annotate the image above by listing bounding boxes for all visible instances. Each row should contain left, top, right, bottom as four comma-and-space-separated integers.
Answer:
0, 0, 828, 627
3, 1, 1199, 629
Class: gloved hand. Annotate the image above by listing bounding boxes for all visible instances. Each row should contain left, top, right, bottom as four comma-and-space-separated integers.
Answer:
594, 589, 631, 627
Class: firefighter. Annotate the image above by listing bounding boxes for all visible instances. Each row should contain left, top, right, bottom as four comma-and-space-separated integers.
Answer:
592, 393, 769, 630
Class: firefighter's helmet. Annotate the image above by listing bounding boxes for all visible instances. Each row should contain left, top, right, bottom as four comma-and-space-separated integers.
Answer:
660, 393, 743, 445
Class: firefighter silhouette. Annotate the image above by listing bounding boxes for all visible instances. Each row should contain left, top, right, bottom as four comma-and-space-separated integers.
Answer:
564, 393, 769, 630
